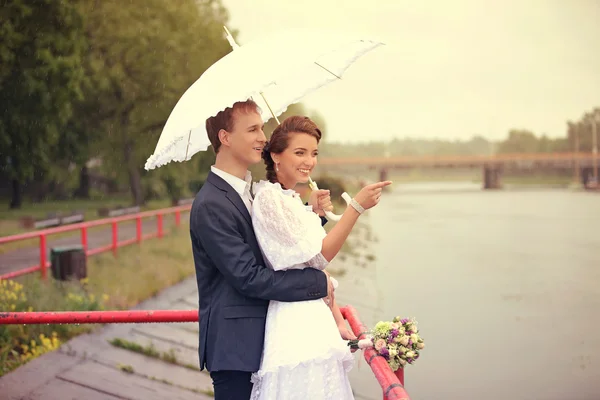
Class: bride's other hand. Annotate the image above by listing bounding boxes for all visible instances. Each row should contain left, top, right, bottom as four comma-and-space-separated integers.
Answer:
308, 189, 330, 217
338, 324, 358, 352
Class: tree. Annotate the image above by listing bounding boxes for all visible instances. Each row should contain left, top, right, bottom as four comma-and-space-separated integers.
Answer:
496, 129, 540, 154
0, 0, 86, 208
76, 0, 234, 205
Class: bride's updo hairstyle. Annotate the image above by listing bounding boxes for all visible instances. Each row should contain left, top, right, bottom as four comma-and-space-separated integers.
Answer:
262, 116, 322, 185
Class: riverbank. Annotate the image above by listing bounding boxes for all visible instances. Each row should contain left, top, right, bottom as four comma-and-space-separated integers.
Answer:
0, 227, 194, 377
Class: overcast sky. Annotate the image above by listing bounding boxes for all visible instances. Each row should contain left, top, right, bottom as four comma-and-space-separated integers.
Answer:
220, 0, 600, 143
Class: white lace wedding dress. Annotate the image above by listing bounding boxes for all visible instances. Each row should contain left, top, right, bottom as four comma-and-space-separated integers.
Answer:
249, 180, 355, 400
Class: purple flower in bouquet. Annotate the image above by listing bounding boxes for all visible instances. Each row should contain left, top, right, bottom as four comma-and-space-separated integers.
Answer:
379, 346, 390, 359
391, 328, 399, 337
401, 318, 409, 324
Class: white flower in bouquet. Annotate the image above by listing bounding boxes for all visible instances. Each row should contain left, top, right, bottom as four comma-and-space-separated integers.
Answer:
417, 342, 425, 349
405, 351, 415, 358
399, 335, 409, 346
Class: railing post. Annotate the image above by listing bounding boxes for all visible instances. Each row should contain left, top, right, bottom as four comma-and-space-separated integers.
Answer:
81, 227, 88, 253
112, 221, 118, 256
136, 216, 142, 243
395, 368, 404, 386
175, 210, 181, 227
39, 234, 47, 280
157, 214, 163, 238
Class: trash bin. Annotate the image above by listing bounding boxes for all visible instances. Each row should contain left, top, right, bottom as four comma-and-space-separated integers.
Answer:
50, 245, 87, 281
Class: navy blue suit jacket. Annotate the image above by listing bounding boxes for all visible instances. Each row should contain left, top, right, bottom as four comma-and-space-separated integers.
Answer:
190, 172, 329, 372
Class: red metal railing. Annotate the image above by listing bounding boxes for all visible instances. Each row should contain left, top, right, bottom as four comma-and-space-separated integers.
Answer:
0, 306, 411, 399
0, 309, 198, 324
0, 205, 191, 281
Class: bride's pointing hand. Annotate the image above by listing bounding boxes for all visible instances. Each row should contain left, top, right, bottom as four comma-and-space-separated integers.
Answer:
353, 181, 392, 210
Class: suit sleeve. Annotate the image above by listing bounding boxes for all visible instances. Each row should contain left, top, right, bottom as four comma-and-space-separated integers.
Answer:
192, 199, 328, 302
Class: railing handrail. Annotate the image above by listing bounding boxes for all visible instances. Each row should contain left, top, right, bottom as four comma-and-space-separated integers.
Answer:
0, 309, 198, 324
0, 204, 191, 244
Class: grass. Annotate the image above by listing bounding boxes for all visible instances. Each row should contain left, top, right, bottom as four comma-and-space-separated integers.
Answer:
108, 337, 200, 371
0, 226, 195, 376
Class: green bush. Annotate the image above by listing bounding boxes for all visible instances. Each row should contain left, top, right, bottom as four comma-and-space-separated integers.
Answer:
312, 175, 348, 203
0, 278, 108, 377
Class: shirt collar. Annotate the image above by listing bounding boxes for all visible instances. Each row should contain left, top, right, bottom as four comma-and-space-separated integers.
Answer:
211, 166, 252, 197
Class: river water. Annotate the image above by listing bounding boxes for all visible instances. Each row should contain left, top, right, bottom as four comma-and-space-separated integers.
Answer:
333, 182, 600, 400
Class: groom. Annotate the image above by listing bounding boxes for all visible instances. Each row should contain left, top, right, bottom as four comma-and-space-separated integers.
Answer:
190, 99, 334, 400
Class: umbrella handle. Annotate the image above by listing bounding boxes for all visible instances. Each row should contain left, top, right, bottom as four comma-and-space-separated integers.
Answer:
307, 178, 351, 222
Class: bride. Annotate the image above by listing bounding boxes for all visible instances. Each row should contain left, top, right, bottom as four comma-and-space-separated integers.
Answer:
250, 115, 392, 400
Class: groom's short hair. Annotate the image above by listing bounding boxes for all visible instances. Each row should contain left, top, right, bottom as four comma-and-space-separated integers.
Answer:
206, 99, 260, 154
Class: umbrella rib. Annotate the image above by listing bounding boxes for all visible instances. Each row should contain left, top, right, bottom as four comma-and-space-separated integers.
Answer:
314, 62, 341, 80
184, 129, 192, 160
259, 91, 280, 124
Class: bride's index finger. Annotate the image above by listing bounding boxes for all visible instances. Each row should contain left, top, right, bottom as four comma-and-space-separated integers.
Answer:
369, 181, 392, 190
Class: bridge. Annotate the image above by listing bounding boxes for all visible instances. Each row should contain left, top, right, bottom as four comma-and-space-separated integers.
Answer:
318, 152, 599, 189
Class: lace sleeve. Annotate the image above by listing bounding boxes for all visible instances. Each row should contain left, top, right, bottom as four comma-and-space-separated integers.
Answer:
252, 186, 328, 271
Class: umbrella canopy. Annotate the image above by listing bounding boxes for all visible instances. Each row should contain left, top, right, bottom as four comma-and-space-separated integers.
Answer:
144, 29, 384, 171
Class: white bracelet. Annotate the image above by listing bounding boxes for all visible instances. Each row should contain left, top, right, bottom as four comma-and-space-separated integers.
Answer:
349, 198, 365, 214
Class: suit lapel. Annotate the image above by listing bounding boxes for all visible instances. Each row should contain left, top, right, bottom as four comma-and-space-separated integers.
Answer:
207, 172, 252, 226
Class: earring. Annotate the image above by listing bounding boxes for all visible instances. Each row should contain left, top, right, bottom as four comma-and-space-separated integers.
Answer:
275, 162, 279, 172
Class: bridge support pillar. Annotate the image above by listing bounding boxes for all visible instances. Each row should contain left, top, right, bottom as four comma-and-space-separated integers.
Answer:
483, 164, 502, 189
379, 168, 388, 182
582, 167, 600, 189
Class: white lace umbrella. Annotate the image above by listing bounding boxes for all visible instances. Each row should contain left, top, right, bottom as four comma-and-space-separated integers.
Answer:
144, 28, 384, 172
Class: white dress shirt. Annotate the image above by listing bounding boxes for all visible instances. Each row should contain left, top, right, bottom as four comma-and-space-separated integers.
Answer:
210, 166, 253, 213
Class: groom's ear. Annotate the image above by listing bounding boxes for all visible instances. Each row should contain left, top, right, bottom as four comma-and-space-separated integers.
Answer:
218, 129, 230, 148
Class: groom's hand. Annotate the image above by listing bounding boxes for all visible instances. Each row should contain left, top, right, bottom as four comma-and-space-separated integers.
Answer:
323, 270, 335, 308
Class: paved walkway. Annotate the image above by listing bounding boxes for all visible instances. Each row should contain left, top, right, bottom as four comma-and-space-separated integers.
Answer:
0, 277, 213, 400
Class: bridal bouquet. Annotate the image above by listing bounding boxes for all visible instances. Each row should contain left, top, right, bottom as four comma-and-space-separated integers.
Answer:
348, 316, 425, 371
